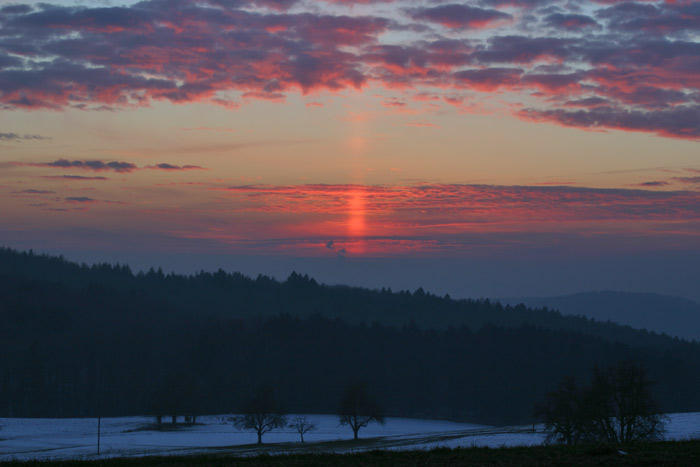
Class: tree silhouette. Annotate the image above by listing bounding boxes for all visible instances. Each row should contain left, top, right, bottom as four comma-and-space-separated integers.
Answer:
536, 376, 585, 445
339, 381, 384, 440
149, 372, 199, 428
581, 360, 666, 443
289, 415, 317, 443
232, 386, 287, 444
538, 360, 666, 444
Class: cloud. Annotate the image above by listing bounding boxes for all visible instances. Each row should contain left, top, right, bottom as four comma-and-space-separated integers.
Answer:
24, 159, 204, 173
44, 175, 110, 180
163, 181, 700, 256
0, 0, 698, 139
674, 177, 700, 185
219, 183, 700, 226
519, 105, 700, 140
406, 122, 438, 127
479, 0, 551, 7
0, 132, 50, 141
453, 67, 523, 91
10, 189, 55, 194
381, 98, 406, 108
545, 14, 600, 30
34, 159, 137, 173
147, 163, 205, 171
410, 4, 512, 29
564, 97, 610, 108
597, 2, 700, 35
64, 196, 96, 203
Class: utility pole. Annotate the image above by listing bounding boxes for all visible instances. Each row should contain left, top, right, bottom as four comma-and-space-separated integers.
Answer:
97, 401, 101, 455
96, 363, 102, 456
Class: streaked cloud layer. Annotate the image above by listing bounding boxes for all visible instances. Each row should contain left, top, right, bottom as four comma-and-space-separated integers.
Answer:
4, 174, 698, 258
206, 182, 700, 255
1, 0, 699, 138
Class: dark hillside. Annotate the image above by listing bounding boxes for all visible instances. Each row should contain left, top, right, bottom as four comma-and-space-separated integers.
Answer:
0, 248, 689, 350
1, 247, 700, 424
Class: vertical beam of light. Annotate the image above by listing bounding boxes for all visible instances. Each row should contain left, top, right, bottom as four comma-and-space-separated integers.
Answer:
348, 187, 367, 238
345, 104, 370, 255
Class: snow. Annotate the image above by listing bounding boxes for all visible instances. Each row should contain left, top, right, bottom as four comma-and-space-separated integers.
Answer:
0, 412, 698, 461
662, 412, 700, 441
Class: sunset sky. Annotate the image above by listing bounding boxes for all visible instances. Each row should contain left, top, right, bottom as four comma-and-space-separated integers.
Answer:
1, 0, 699, 300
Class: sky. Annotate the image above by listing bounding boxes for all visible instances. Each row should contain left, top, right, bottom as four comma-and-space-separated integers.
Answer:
1, 0, 699, 301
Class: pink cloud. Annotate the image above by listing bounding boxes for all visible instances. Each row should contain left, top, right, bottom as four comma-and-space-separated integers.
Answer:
0, 0, 698, 139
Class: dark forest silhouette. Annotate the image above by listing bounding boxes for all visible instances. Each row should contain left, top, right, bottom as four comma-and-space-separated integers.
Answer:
1, 247, 700, 425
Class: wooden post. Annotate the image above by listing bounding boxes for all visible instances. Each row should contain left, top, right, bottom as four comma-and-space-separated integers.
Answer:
97, 402, 102, 455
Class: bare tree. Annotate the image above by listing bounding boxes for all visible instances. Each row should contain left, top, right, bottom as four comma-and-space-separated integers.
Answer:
538, 360, 666, 445
232, 386, 287, 444
536, 376, 585, 445
289, 415, 317, 443
339, 381, 384, 440
581, 360, 666, 444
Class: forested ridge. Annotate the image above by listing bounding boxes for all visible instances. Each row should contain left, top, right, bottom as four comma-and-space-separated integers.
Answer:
1, 247, 699, 425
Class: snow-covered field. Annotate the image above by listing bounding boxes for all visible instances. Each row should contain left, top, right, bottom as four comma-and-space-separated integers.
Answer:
0, 412, 698, 462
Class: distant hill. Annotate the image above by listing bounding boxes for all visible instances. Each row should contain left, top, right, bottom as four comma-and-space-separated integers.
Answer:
501, 291, 700, 342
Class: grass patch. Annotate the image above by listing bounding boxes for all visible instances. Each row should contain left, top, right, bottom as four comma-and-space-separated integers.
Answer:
3, 440, 700, 466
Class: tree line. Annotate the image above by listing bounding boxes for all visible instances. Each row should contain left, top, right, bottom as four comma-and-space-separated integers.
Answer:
2, 308, 700, 425
1, 248, 700, 425
0, 248, 686, 350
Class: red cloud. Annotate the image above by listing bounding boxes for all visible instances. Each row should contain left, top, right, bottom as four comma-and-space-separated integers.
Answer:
169, 182, 700, 256
219, 183, 700, 225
